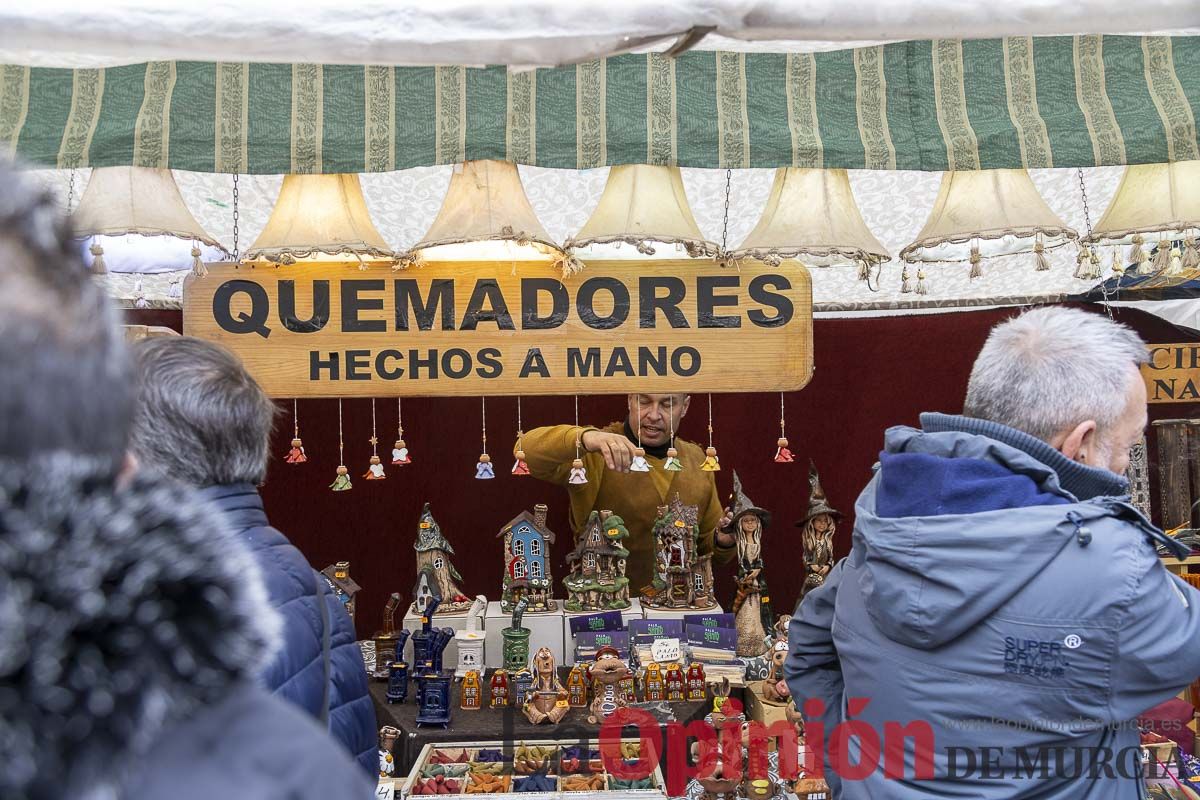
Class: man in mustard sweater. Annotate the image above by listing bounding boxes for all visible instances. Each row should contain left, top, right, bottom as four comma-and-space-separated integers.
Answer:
519, 393, 735, 593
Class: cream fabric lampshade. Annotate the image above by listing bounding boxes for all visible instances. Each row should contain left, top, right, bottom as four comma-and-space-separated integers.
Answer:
407, 160, 568, 265
900, 169, 1077, 265
568, 164, 718, 259
246, 173, 394, 264
728, 168, 890, 267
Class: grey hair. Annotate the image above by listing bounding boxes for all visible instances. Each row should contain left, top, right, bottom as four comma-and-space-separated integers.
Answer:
130, 336, 278, 487
964, 306, 1148, 442
0, 161, 131, 471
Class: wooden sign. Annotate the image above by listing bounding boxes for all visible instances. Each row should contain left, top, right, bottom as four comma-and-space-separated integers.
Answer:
182, 259, 813, 397
1142, 343, 1200, 403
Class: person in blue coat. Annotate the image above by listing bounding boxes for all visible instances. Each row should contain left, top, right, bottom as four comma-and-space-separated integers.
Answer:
786, 307, 1200, 799
130, 336, 378, 776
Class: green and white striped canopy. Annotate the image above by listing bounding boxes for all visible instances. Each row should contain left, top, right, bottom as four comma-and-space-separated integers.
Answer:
2, 34, 1197, 174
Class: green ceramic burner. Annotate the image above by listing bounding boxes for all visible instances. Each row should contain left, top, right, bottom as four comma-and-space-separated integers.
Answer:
501, 597, 530, 672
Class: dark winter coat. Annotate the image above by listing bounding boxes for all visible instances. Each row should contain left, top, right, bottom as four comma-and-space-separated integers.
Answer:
0, 456, 375, 800
785, 414, 1200, 799
199, 483, 377, 775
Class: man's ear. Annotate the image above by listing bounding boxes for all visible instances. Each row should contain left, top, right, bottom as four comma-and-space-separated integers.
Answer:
1055, 420, 1098, 464
117, 451, 139, 489
680, 395, 691, 415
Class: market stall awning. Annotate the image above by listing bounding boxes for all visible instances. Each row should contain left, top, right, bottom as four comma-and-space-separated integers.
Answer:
2, 35, 1198, 173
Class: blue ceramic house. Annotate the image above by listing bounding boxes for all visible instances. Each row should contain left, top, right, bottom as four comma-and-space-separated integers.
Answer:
498, 503, 556, 612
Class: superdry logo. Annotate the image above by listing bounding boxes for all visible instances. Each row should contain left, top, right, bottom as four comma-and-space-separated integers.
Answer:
1003, 637, 1071, 679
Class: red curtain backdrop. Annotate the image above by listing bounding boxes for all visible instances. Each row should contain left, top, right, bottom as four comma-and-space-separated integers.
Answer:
128, 304, 1200, 638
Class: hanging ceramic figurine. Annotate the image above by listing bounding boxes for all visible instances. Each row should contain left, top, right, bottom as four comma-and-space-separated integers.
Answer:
285, 437, 307, 463
774, 436, 794, 463
568, 457, 588, 484
392, 439, 411, 465
700, 446, 720, 471
512, 447, 531, 476
330, 465, 352, 491
630, 447, 651, 472
364, 455, 386, 480
664, 446, 683, 471
475, 453, 495, 479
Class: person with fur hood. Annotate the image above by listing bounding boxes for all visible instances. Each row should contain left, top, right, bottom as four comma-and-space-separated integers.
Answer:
0, 164, 375, 800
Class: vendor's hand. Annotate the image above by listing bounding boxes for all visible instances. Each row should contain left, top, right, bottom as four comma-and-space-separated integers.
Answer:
718, 506, 734, 531
714, 507, 736, 548
580, 429, 637, 473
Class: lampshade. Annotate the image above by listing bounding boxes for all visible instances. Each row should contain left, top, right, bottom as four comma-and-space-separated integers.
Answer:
567, 165, 718, 259
405, 160, 572, 268
900, 169, 1077, 276
1082, 160, 1200, 276
245, 173, 394, 264
728, 168, 890, 268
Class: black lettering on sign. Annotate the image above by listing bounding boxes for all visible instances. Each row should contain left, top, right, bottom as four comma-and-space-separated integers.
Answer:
476, 348, 503, 378
748, 275, 793, 327
697, 275, 741, 328
375, 349, 404, 380
520, 348, 550, 378
346, 350, 372, 380
577, 278, 630, 330
442, 348, 472, 379
310, 350, 339, 380
461, 279, 516, 331
639, 347, 668, 376
521, 279, 569, 329
638, 277, 689, 328
396, 279, 455, 331
409, 349, 439, 379
341, 280, 386, 333
213, 280, 271, 338
672, 347, 701, 376
568, 347, 602, 377
604, 347, 635, 377
278, 279, 330, 333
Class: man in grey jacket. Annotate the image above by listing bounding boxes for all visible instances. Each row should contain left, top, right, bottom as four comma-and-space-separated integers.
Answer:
786, 306, 1200, 799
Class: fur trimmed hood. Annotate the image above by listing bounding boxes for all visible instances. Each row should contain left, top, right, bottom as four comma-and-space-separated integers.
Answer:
0, 455, 280, 799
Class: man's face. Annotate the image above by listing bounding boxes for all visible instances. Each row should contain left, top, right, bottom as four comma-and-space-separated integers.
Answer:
1093, 364, 1148, 475
627, 394, 689, 447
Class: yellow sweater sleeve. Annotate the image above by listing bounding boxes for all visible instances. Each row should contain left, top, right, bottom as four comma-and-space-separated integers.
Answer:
518, 424, 593, 485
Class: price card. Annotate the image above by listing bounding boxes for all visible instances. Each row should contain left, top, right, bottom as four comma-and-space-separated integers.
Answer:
651, 637, 682, 663
375, 780, 395, 799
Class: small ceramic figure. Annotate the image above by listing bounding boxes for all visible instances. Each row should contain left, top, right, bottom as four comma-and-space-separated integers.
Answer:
330, 464, 352, 491
475, 453, 495, 479
799, 462, 841, 598
501, 597, 531, 673
587, 646, 632, 724
563, 510, 631, 612
620, 673, 637, 704
700, 446, 720, 471
686, 663, 706, 701
386, 660, 410, 704
694, 679, 749, 800
568, 457, 588, 484
512, 668, 535, 708
774, 437, 794, 463
642, 494, 715, 610
415, 673, 452, 728
489, 669, 510, 708
761, 639, 791, 704
512, 448, 531, 475
378, 726, 400, 778
724, 472, 773, 657
460, 670, 483, 710
285, 437, 307, 463
629, 447, 651, 472
663, 446, 683, 471
664, 664, 685, 702
364, 454, 386, 480
523, 647, 570, 724
391, 439, 411, 465
566, 665, 588, 707
643, 663, 665, 701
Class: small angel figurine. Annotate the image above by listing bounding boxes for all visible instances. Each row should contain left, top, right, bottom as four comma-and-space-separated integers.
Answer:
630, 447, 651, 472
364, 455, 386, 480
700, 446, 720, 472
568, 457, 588, 484
774, 436, 794, 463
330, 465, 352, 491
391, 439, 411, 465
512, 448, 531, 476
285, 437, 307, 464
664, 447, 683, 471
475, 453, 495, 480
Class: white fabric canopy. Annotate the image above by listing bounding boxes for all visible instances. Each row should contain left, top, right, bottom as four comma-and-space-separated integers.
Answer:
0, 0, 1197, 68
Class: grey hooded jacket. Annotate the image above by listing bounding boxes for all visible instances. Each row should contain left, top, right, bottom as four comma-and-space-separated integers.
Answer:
785, 414, 1200, 799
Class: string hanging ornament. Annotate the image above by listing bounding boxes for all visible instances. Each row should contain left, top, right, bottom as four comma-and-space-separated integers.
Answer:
629, 395, 650, 473
475, 398, 495, 479
363, 399, 386, 480
700, 394, 720, 471
568, 396, 588, 484
512, 397, 530, 476
663, 395, 683, 471
330, 399, 352, 491
285, 399, 308, 463
774, 392, 794, 463
391, 398, 411, 465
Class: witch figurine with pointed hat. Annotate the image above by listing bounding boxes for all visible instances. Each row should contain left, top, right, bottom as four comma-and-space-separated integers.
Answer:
412, 502, 474, 614
797, 461, 842, 599
720, 471, 774, 657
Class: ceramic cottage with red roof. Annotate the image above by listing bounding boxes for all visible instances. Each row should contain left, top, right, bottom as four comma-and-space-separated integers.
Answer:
498, 504, 557, 612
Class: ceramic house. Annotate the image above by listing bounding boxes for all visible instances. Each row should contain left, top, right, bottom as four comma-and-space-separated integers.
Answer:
498, 504, 557, 612
563, 510, 631, 611
411, 503, 473, 614
413, 567, 442, 617
643, 493, 715, 610
320, 560, 361, 623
